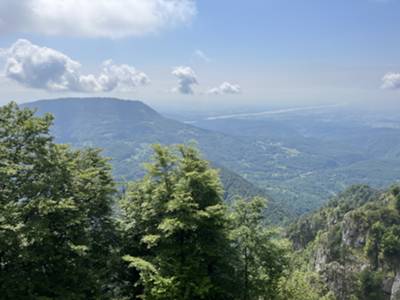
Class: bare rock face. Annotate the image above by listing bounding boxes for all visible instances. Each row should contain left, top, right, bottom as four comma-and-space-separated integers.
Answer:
382, 276, 394, 297
341, 212, 367, 248
391, 270, 400, 300
314, 245, 329, 273
319, 262, 357, 300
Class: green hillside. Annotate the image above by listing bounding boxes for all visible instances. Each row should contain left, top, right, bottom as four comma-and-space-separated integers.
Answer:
23, 98, 400, 218
23, 97, 289, 223
191, 109, 400, 215
3, 101, 400, 299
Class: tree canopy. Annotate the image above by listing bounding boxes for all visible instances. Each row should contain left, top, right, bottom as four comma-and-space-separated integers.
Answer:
0, 102, 344, 300
0, 103, 116, 299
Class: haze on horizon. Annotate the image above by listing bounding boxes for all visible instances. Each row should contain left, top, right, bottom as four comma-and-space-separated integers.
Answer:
0, 0, 399, 112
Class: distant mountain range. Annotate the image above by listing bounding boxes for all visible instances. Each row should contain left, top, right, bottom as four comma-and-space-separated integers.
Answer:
22, 98, 291, 223
22, 97, 400, 221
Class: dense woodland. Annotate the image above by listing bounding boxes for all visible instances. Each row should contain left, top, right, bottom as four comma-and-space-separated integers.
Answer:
1, 102, 400, 299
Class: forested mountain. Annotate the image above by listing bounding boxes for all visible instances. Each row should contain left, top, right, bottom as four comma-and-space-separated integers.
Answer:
188, 107, 400, 215
216, 164, 292, 223
0, 103, 292, 299
2, 101, 400, 299
287, 184, 400, 299
23, 98, 400, 218
22, 98, 291, 223
2, 0, 398, 298
23, 97, 264, 182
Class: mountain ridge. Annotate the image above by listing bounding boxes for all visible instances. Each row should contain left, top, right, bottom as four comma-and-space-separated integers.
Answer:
21, 97, 291, 223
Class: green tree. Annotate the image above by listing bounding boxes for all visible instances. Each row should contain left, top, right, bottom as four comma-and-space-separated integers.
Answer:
358, 269, 385, 300
392, 186, 400, 212
381, 225, 400, 266
121, 144, 236, 300
278, 270, 335, 300
365, 221, 385, 270
230, 197, 288, 300
0, 103, 117, 299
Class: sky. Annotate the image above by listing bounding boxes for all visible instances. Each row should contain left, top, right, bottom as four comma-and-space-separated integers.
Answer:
0, 0, 399, 111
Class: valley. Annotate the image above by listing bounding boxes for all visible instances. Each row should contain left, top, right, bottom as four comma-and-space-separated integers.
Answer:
24, 98, 400, 219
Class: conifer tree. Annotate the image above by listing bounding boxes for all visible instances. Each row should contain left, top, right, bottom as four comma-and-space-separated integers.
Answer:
121, 144, 236, 300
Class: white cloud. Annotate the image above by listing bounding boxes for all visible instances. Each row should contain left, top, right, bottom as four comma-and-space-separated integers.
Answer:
207, 82, 241, 95
193, 50, 210, 62
171, 66, 198, 94
2, 39, 149, 92
95, 60, 150, 92
0, 0, 196, 38
382, 72, 400, 90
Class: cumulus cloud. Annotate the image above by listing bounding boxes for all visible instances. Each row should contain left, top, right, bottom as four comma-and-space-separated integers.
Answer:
0, 0, 196, 38
381, 72, 400, 90
93, 60, 150, 92
172, 66, 198, 94
1, 39, 149, 92
207, 82, 241, 95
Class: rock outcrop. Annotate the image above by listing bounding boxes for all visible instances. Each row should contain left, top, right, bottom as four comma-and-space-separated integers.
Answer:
392, 269, 400, 300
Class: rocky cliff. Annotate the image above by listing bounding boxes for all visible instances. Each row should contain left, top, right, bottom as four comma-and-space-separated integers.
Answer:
288, 185, 400, 300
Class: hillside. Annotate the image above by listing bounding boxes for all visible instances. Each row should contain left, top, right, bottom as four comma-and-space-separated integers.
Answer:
287, 184, 400, 299
24, 98, 400, 219
217, 163, 293, 222
3, 101, 400, 299
188, 107, 400, 215
23, 98, 262, 180
22, 97, 290, 223
0, 102, 304, 299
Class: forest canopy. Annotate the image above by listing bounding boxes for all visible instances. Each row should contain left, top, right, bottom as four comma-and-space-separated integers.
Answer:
0, 103, 319, 299
2, 102, 398, 299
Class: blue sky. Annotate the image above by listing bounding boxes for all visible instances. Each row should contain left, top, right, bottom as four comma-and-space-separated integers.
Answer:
0, 0, 399, 110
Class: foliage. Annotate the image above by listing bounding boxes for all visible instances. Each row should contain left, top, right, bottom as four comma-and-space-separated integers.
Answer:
217, 164, 292, 224
23, 98, 289, 223
288, 183, 400, 300
358, 269, 385, 300
278, 270, 335, 300
230, 197, 288, 300
365, 222, 385, 270
4, 100, 400, 299
392, 186, 400, 212
287, 184, 377, 250
381, 225, 400, 264
0, 103, 117, 299
24, 98, 400, 218
120, 144, 237, 300
0, 103, 292, 299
